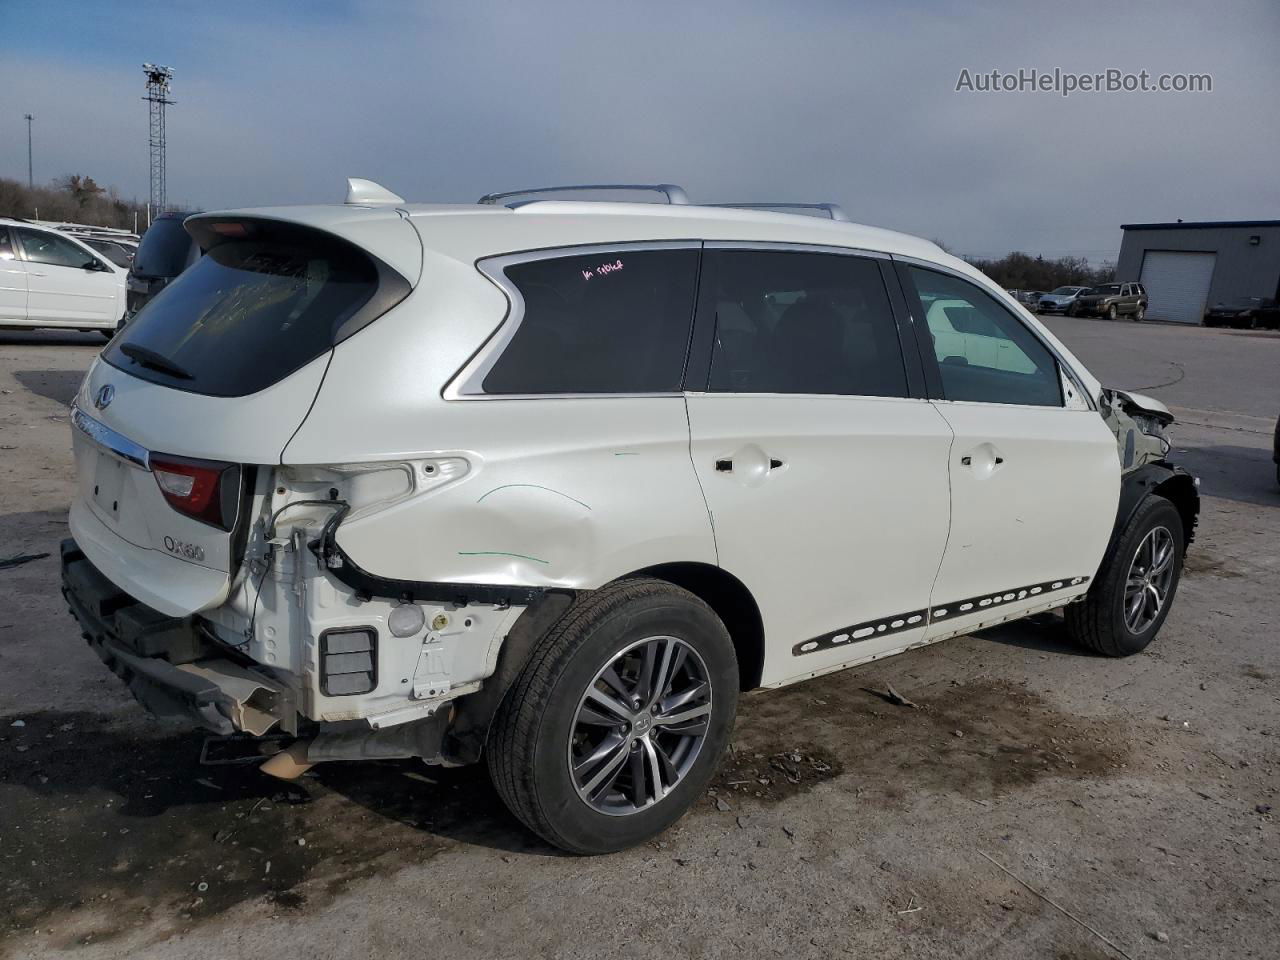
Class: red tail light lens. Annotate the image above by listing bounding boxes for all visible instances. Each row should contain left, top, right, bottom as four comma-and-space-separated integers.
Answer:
150, 454, 239, 530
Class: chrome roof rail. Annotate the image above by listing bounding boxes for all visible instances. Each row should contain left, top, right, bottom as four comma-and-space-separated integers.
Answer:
705, 202, 850, 222
477, 183, 691, 206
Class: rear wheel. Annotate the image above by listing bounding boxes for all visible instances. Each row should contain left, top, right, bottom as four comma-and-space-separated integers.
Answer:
1134, 305, 1145, 322
1066, 496, 1184, 656
488, 579, 738, 854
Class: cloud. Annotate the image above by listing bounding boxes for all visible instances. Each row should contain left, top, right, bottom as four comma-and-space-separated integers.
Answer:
3, 0, 1277, 260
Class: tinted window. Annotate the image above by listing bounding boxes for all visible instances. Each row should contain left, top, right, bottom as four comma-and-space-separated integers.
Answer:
482, 248, 699, 394
84, 239, 133, 268
105, 234, 387, 397
133, 217, 197, 278
706, 250, 908, 397
15, 228, 93, 268
0, 227, 13, 260
911, 267, 1061, 407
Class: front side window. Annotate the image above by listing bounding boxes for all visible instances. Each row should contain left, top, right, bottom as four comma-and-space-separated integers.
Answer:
15, 228, 94, 269
705, 250, 908, 397
482, 248, 699, 394
910, 267, 1062, 407
0, 227, 14, 260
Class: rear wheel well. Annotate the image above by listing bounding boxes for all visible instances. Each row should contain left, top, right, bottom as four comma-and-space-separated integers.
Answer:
629, 562, 765, 691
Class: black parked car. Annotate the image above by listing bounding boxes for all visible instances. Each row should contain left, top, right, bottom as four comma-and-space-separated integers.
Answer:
125, 211, 201, 323
1202, 297, 1280, 330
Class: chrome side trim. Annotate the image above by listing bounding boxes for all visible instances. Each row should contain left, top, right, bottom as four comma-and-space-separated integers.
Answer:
443, 240, 702, 401
702, 239, 890, 259
71, 404, 151, 470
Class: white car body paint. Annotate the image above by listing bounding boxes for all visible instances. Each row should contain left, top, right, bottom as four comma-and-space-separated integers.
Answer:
0, 219, 126, 328
66, 196, 1120, 732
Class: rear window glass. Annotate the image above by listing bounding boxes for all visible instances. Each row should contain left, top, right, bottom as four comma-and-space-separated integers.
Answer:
132, 218, 196, 278
104, 235, 382, 397
481, 248, 699, 394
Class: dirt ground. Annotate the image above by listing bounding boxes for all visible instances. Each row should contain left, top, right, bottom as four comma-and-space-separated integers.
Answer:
0, 318, 1276, 960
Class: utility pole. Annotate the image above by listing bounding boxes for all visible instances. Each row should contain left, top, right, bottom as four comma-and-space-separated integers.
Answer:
142, 64, 174, 215
23, 113, 34, 188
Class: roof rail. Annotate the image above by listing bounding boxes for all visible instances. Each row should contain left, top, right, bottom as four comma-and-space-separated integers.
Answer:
477, 183, 690, 206
705, 202, 850, 222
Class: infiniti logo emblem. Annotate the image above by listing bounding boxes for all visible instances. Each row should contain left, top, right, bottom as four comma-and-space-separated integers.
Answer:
93, 384, 114, 410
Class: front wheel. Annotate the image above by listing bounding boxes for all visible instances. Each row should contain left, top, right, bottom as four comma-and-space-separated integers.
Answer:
1106, 304, 1118, 321
1066, 496, 1184, 656
1066, 303, 1079, 317
488, 579, 738, 854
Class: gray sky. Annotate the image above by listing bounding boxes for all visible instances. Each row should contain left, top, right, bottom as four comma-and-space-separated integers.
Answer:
3, 0, 1277, 262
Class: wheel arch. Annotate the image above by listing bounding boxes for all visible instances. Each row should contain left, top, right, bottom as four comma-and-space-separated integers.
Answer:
627, 561, 766, 692
1110, 463, 1200, 558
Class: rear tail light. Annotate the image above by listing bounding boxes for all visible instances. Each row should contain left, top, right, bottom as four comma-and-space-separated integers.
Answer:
150, 454, 241, 530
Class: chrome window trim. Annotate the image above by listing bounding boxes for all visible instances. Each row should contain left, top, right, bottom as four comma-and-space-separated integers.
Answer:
71, 404, 151, 470
891, 253, 1098, 411
443, 240, 702, 401
701, 239, 890, 259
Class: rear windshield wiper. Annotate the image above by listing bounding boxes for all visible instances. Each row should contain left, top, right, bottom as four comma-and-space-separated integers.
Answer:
118, 343, 194, 380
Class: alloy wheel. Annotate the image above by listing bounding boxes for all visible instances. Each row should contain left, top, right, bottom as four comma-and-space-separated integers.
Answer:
568, 635, 712, 816
1123, 526, 1176, 634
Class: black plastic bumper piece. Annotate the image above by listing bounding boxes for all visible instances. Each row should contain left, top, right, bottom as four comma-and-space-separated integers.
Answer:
60, 538, 236, 735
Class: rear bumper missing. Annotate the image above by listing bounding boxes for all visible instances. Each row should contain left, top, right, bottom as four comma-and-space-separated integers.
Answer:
60, 538, 290, 736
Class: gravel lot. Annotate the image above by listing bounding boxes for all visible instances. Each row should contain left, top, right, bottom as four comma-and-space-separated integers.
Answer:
0, 317, 1276, 960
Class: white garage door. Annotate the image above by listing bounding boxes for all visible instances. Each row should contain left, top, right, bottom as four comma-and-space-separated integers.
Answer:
1139, 250, 1217, 324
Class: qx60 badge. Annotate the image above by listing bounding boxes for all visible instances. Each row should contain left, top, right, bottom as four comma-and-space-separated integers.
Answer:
93, 384, 114, 410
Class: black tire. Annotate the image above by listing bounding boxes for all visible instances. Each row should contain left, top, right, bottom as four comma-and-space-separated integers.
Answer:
487, 578, 738, 854
1066, 496, 1184, 657
1134, 305, 1145, 322
1106, 304, 1118, 321
1067, 303, 1079, 317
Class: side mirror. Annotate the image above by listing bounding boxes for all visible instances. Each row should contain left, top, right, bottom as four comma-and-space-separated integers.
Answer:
82, 259, 105, 272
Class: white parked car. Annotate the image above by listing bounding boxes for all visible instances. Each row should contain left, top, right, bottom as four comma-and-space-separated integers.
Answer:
0, 219, 128, 334
61, 182, 1199, 853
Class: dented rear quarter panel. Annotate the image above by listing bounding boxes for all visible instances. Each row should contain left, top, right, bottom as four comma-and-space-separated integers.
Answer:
282, 247, 717, 588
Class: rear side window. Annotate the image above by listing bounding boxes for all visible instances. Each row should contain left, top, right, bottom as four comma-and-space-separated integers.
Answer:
705, 249, 908, 397
910, 267, 1062, 407
105, 227, 404, 397
481, 248, 699, 394
132, 217, 196, 278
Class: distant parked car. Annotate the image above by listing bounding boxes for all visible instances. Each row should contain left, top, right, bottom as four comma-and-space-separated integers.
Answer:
125, 211, 202, 323
0, 218, 128, 334
76, 237, 135, 269
1202, 297, 1280, 330
1039, 285, 1092, 315
1007, 289, 1045, 312
1076, 282, 1148, 321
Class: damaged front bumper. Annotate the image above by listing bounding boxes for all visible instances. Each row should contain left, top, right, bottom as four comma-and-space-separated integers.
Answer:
61, 539, 292, 737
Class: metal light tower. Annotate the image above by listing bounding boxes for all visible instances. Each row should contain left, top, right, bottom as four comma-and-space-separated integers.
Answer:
143, 64, 174, 217
23, 113, 33, 188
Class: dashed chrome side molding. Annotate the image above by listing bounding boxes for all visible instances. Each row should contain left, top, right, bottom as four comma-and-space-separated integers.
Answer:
791, 576, 1091, 656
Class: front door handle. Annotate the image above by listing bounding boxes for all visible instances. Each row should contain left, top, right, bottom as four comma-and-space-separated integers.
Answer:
960, 443, 1006, 474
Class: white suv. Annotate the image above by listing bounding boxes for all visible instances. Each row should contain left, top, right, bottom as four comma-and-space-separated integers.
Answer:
1, 219, 128, 333
61, 181, 1198, 853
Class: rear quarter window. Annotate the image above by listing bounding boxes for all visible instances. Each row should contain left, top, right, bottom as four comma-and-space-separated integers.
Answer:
480, 247, 700, 395
105, 224, 408, 397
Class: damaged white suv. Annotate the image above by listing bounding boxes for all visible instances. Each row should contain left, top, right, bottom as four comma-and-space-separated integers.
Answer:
62, 181, 1198, 853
